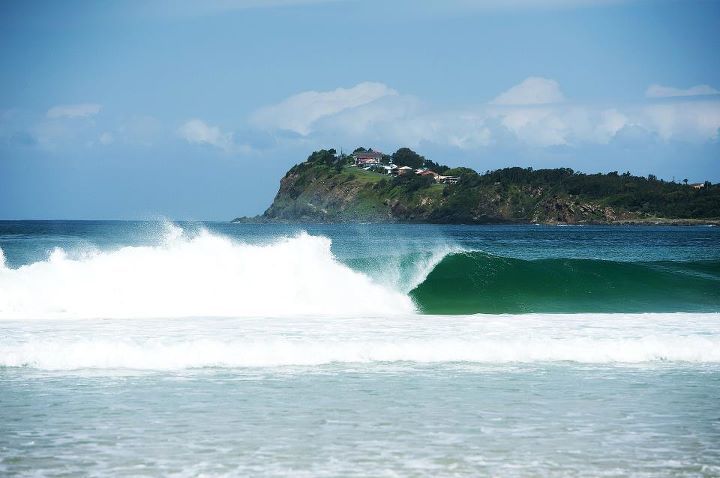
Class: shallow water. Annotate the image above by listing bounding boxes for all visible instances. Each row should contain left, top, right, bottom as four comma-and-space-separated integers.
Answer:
2, 358, 719, 476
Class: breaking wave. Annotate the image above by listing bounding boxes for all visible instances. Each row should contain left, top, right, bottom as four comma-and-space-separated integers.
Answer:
1, 224, 718, 319
0, 226, 414, 319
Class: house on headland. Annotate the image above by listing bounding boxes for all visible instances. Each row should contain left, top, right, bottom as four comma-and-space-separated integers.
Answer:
364, 163, 396, 174
414, 168, 459, 184
436, 175, 459, 184
353, 150, 383, 166
690, 182, 706, 190
417, 169, 439, 178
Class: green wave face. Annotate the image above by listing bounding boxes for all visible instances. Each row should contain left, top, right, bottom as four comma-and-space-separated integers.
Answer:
409, 253, 720, 314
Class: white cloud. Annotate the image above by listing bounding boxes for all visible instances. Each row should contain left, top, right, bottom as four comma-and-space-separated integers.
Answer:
251, 82, 398, 135
645, 84, 720, 98
179, 119, 248, 153
492, 106, 569, 146
485, 101, 720, 146
640, 101, 720, 142
46, 103, 102, 119
308, 96, 495, 150
482, 106, 633, 147
595, 108, 629, 142
179, 119, 233, 150
491, 77, 566, 105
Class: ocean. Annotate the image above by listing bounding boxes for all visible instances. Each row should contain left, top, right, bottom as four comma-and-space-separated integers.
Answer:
1, 221, 719, 476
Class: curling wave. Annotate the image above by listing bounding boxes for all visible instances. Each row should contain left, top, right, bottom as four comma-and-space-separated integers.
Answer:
410, 252, 720, 314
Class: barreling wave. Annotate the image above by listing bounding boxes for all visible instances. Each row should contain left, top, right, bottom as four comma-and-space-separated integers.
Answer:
0, 226, 415, 320
410, 252, 720, 314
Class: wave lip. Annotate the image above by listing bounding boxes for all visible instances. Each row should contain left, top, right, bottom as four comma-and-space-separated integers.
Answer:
0, 228, 415, 320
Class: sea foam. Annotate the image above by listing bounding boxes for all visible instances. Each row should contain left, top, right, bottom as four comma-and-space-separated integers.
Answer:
2, 314, 719, 370
0, 226, 415, 319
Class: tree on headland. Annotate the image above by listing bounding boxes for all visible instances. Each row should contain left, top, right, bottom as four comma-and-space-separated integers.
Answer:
392, 147, 426, 169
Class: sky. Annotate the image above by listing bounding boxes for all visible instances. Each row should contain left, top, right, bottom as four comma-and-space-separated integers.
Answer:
1, 0, 719, 220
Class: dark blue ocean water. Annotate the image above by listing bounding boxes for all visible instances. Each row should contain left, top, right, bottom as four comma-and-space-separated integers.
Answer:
2, 221, 719, 267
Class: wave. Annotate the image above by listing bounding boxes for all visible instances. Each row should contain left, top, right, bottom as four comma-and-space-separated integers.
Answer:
1, 224, 718, 319
0, 226, 414, 319
410, 252, 720, 314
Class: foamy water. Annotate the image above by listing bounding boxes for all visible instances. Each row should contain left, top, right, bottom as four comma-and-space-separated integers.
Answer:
2, 313, 719, 370
0, 226, 415, 320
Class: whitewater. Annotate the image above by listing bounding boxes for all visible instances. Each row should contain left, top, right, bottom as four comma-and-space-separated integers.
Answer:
0, 226, 418, 320
2, 314, 720, 370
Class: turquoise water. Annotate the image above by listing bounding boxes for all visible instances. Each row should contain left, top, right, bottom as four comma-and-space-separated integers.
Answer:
1, 221, 719, 476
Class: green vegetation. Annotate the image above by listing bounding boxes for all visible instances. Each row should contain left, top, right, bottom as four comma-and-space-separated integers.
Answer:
247, 148, 720, 224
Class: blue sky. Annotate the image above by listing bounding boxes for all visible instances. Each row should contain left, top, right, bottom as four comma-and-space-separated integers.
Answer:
1, 0, 719, 220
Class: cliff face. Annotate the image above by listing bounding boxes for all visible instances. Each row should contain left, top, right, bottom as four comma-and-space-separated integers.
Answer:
263, 166, 413, 222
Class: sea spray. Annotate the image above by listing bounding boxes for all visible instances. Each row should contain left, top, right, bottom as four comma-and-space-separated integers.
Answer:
347, 245, 463, 295
0, 228, 415, 319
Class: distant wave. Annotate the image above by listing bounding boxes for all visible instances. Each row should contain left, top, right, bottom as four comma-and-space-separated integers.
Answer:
410, 252, 720, 314
0, 225, 414, 319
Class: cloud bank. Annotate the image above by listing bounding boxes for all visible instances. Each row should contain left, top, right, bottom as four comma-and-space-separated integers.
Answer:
250, 79, 720, 150
5, 79, 719, 158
